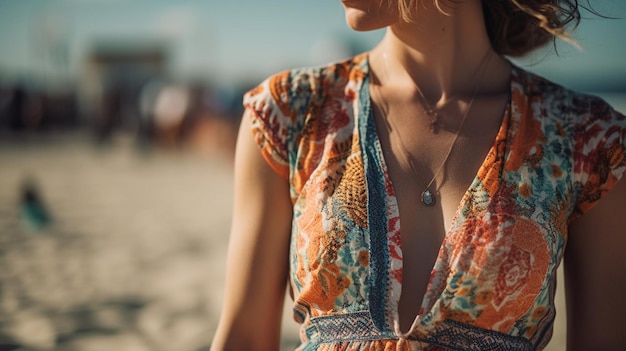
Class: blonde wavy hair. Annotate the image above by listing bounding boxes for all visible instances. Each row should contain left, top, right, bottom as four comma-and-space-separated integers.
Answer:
398, 0, 594, 56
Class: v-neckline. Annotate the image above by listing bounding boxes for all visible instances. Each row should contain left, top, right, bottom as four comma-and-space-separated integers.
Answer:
357, 54, 518, 336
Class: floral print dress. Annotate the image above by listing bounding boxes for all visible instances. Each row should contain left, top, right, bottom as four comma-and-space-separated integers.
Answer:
243, 53, 626, 351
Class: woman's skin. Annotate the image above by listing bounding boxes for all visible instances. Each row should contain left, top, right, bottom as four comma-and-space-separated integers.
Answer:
210, 111, 293, 350
211, 0, 626, 349
566, 185, 626, 349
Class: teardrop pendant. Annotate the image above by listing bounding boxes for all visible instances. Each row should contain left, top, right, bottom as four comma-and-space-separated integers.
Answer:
421, 189, 436, 206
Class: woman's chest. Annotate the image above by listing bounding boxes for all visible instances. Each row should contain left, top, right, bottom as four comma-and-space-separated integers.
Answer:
287, 107, 574, 324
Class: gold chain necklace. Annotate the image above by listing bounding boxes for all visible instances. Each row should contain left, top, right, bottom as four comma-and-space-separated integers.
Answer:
373, 49, 493, 206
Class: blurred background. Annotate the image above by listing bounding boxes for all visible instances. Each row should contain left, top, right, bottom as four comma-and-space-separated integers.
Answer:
0, 0, 624, 350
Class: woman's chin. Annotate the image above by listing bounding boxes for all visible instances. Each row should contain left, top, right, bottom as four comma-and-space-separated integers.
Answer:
344, 10, 392, 32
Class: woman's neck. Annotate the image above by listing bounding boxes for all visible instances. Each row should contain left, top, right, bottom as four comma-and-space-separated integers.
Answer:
369, 0, 501, 105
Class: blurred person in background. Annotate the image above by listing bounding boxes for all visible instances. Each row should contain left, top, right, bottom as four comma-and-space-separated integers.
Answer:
212, 0, 626, 350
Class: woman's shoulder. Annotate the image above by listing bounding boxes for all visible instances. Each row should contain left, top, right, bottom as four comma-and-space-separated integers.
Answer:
510, 64, 626, 219
244, 53, 369, 113
267, 52, 369, 89
241, 54, 370, 179
511, 64, 622, 122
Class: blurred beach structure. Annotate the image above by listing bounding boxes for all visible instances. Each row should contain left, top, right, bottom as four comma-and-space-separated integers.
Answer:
0, 1, 624, 350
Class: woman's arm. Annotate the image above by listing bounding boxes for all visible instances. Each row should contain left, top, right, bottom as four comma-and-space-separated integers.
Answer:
565, 178, 626, 350
211, 110, 293, 350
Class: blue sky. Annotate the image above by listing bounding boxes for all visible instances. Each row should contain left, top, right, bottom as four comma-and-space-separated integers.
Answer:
0, 0, 625, 91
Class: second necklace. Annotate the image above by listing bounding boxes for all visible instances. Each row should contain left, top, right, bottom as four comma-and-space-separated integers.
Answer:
375, 49, 493, 206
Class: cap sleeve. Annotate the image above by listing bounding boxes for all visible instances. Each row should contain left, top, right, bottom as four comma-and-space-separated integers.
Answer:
243, 71, 294, 179
572, 97, 626, 218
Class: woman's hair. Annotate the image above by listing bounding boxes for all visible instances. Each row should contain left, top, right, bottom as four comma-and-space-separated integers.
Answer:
398, 0, 594, 57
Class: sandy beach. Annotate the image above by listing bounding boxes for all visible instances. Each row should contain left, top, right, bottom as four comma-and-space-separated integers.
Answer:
0, 132, 566, 350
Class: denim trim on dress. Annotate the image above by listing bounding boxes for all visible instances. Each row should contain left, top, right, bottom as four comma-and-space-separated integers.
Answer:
358, 75, 391, 333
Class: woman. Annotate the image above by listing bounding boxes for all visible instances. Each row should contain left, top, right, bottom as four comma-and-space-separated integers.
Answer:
211, 0, 626, 350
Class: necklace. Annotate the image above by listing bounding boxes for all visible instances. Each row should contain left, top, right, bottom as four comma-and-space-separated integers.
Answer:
414, 52, 493, 135
373, 49, 493, 206
414, 80, 456, 134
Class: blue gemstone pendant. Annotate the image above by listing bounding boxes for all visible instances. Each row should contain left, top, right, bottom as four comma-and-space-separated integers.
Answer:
421, 189, 435, 206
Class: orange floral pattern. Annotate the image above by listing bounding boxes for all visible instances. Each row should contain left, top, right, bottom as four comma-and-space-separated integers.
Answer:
243, 54, 626, 350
